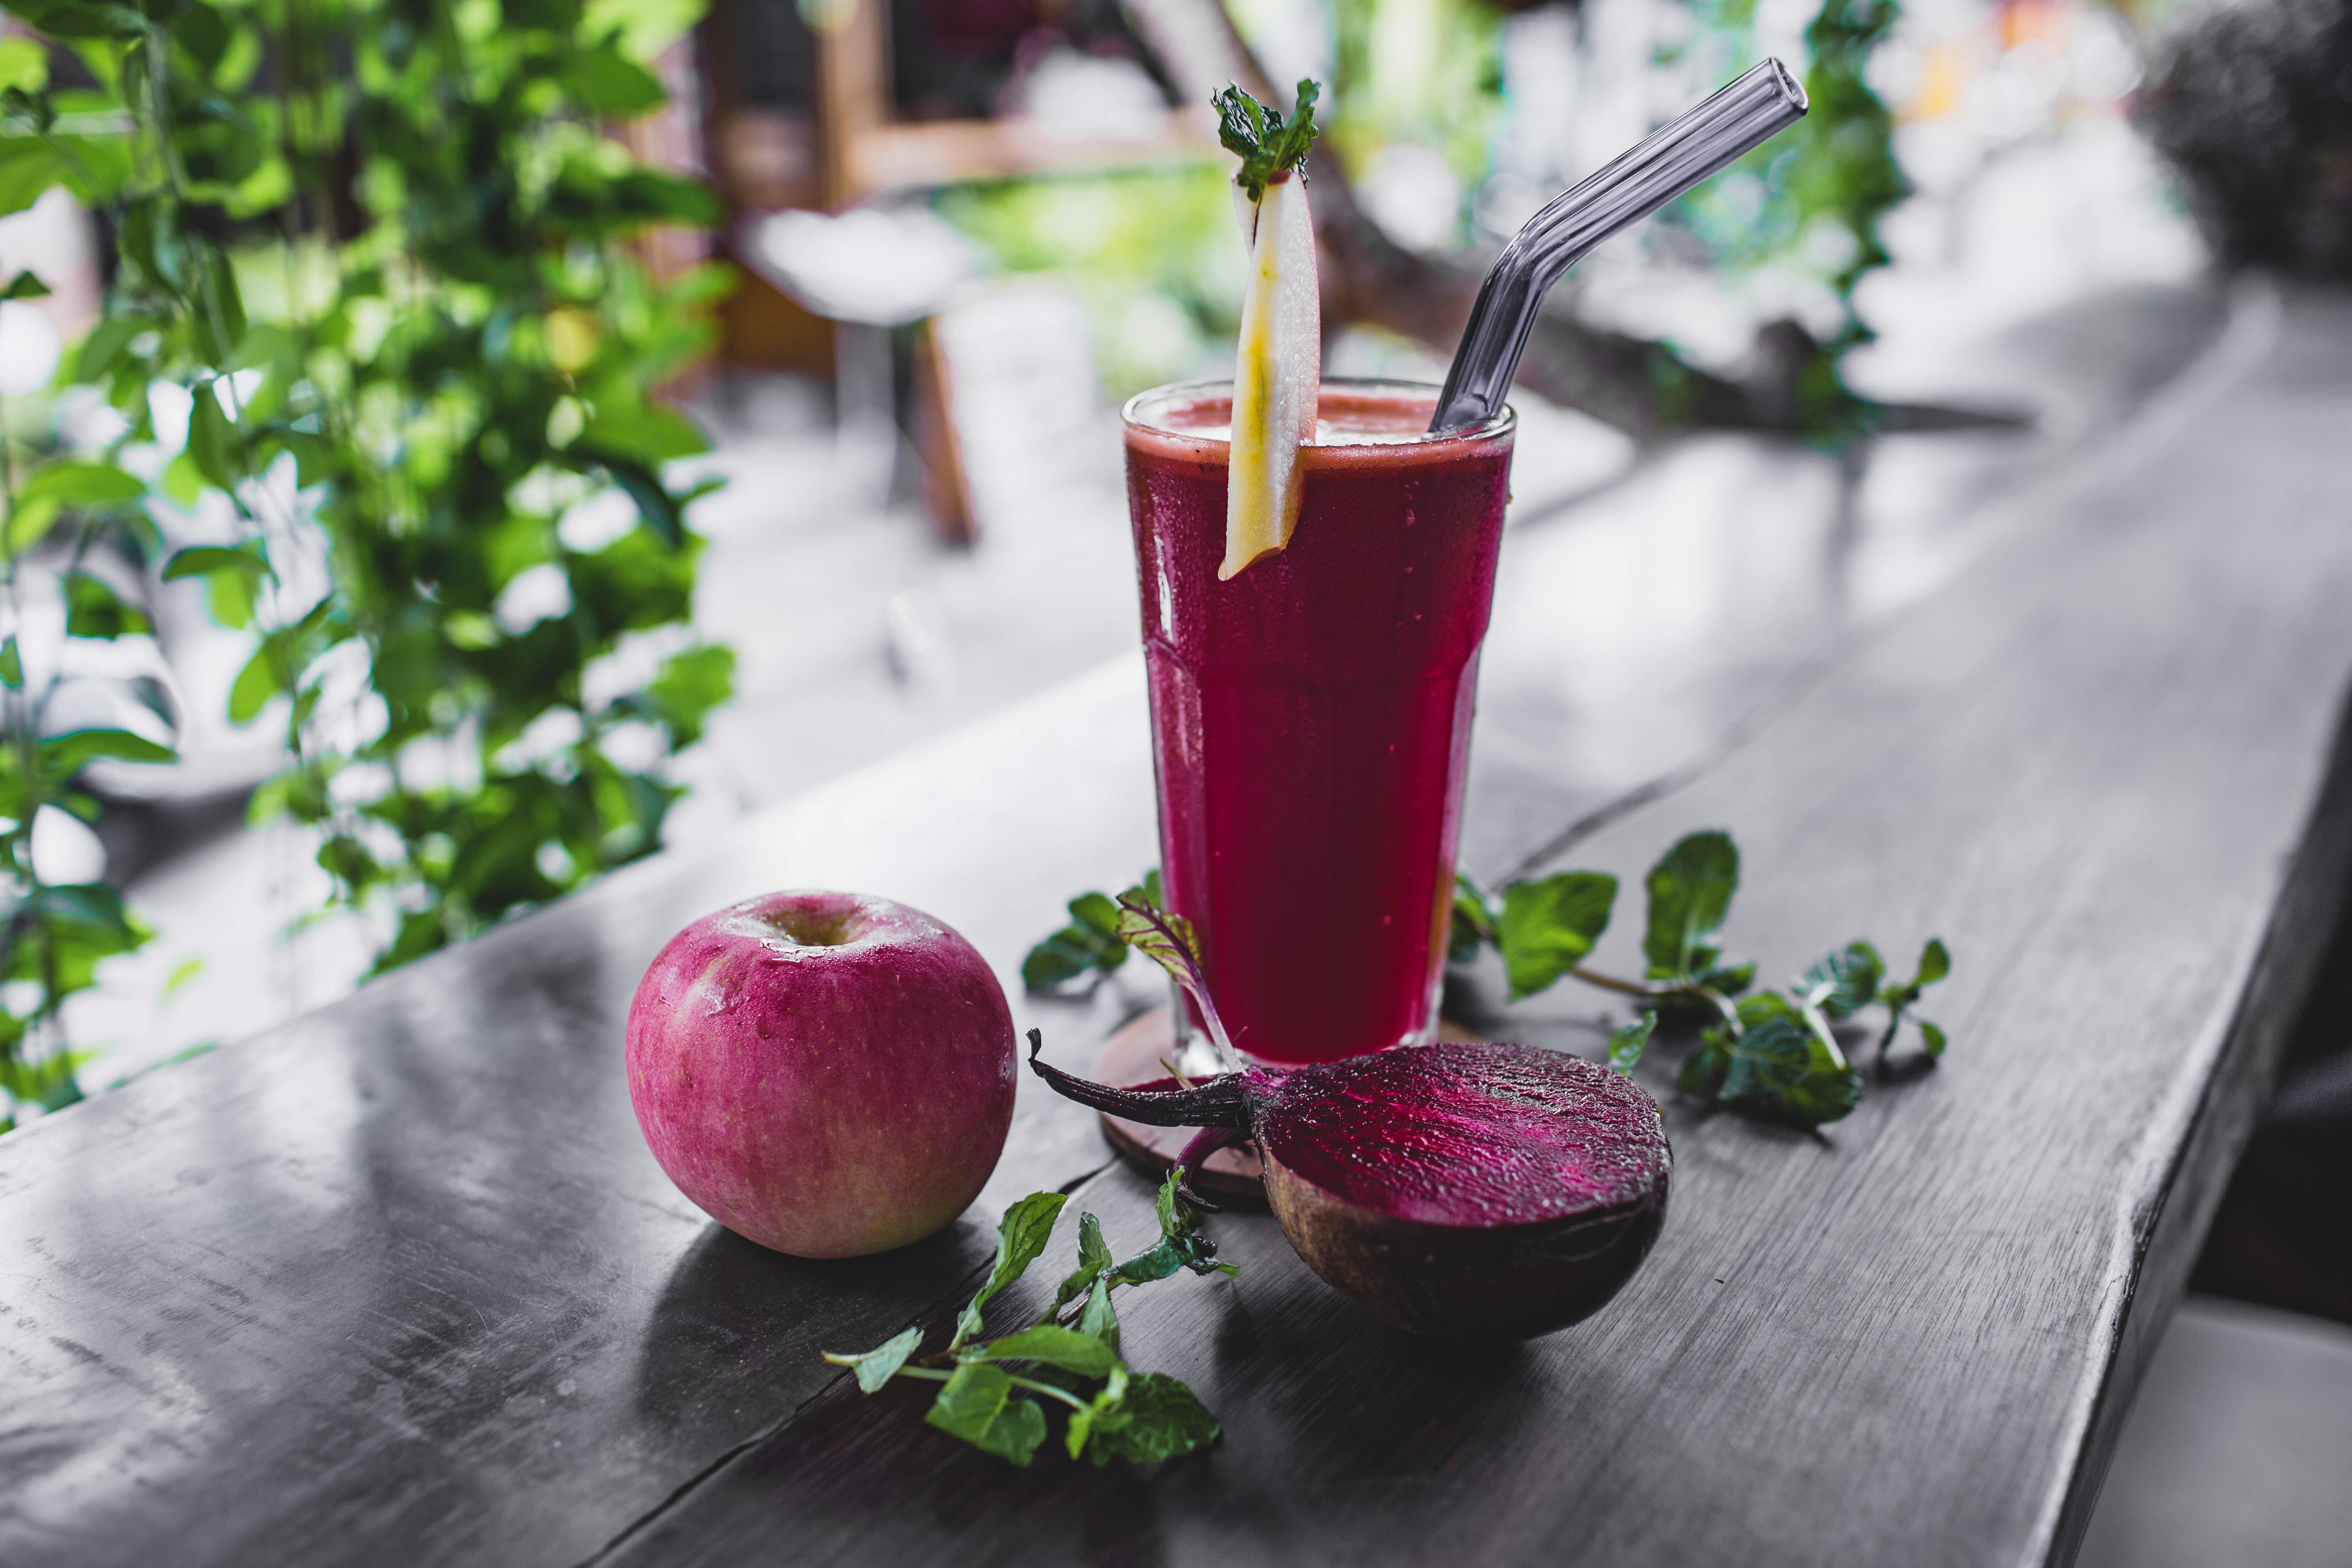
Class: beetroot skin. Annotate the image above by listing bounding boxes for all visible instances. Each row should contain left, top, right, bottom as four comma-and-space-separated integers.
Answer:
1032, 1039, 1670, 1340
628, 891, 1017, 1259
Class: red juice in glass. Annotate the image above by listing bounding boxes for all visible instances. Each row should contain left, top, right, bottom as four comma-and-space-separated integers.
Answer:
1123, 378, 1515, 1066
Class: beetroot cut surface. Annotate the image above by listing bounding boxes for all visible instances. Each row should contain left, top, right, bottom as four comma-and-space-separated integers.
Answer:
1030, 1038, 1671, 1341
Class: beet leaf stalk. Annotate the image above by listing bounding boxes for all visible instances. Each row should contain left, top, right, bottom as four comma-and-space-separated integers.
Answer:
822, 1172, 1234, 1468
1112, 888, 1241, 1072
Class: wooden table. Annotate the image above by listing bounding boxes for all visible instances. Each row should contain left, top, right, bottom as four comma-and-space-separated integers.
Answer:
5, 283, 2349, 1567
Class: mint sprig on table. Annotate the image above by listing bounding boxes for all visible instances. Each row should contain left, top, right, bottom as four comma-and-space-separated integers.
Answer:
1024, 830, 1950, 1128
1214, 79, 1320, 202
824, 1171, 1233, 1468
1023, 870, 1163, 989
1448, 830, 1951, 1125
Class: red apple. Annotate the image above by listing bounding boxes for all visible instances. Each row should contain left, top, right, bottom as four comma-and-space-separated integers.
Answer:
626, 890, 1017, 1258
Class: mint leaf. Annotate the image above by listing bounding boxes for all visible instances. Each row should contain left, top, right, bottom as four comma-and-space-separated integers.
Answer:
1077, 1209, 1114, 1271
1720, 1016, 1863, 1125
1065, 1362, 1128, 1460
1719, 1016, 1808, 1101
1046, 1210, 1115, 1317
1800, 940, 1883, 1020
1022, 890, 1128, 987
1642, 830, 1739, 981
1108, 1241, 1185, 1287
1496, 870, 1618, 999
1694, 960, 1757, 996
1679, 1028, 1733, 1094
1083, 1371, 1222, 1465
1070, 891, 1121, 938
1022, 928, 1116, 987
1607, 1013, 1656, 1075
1777, 1057, 1865, 1124
1114, 1169, 1237, 1283
823, 1325, 924, 1393
1733, 990, 1804, 1029
1213, 79, 1321, 202
1076, 1275, 1120, 1351
925, 1364, 1048, 1467
1448, 870, 1497, 962
952, 1191, 1069, 1350
1153, 1165, 1186, 1237
1877, 937, 1953, 1059
965, 1324, 1120, 1379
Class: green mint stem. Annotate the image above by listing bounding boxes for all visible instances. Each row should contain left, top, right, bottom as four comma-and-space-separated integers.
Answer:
1799, 996, 1853, 1072
893, 1364, 1093, 1411
1570, 965, 1741, 1029
1005, 1375, 1091, 1410
1568, 965, 1654, 999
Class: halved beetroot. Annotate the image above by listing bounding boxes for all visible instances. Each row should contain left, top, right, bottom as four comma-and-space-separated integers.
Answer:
1029, 1038, 1671, 1342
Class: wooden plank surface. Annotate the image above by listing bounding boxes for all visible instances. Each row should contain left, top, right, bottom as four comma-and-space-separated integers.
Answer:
594, 281, 2352, 1567
2, 281, 2348, 1568
0, 661, 1162, 1568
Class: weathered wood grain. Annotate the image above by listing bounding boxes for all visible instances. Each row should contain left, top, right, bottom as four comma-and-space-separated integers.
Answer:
598, 283, 2352, 1567
0, 662, 1163, 1568
2, 280, 2347, 1568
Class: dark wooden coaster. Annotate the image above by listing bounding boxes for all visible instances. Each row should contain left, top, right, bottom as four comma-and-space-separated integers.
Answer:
1088, 1008, 1482, 1205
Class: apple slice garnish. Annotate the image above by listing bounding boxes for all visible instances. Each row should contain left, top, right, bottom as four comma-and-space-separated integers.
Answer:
1215, 82, 1324, 581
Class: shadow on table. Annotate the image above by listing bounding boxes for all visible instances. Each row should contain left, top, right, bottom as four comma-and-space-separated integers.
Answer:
608, 1165, 1575, 1566
632, 1214, 996, 1440
2193, 879, 2352, 1329
616, 1288, 1178, 1567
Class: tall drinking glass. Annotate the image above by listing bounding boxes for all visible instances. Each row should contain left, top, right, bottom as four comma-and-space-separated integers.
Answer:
1122, 378, 1515, 1066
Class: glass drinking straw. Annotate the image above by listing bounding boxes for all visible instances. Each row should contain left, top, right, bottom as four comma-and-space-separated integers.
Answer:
1430, 59, 1810, 434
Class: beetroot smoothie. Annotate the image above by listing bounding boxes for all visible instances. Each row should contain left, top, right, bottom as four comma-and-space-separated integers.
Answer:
1123, 379, 1515, 1065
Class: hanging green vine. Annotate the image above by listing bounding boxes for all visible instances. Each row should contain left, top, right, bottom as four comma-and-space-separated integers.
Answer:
0, 0, 733, 1122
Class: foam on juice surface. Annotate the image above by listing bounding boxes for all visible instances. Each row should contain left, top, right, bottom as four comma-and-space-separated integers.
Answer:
1147, 389, 1453, 447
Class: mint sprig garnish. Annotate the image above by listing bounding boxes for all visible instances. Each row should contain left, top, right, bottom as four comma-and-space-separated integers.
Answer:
1214, 79, 1321, 202
823, 1170, 1234, 1469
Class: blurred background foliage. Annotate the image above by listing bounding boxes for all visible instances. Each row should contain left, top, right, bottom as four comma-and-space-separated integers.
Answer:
0, 0, 2214, 1122
936, 164, 1241, 397
932, 0, 1910, 410
0, 0, 733, 1123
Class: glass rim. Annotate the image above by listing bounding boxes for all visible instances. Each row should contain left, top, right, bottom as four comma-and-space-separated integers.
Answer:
1120, 375, 1516, 448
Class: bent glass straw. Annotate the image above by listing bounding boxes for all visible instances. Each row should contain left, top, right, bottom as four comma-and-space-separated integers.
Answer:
1429, 59, 1810, 433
